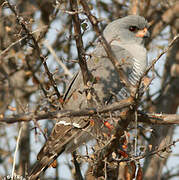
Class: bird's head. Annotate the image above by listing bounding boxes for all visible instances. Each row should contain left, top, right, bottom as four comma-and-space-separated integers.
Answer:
103, 15, 149, 46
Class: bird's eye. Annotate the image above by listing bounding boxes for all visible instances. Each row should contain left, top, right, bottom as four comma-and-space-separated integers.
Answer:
129, 26, 138, 32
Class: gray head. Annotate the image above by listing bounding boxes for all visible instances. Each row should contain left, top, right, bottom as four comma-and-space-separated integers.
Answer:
103, 15, 149, 45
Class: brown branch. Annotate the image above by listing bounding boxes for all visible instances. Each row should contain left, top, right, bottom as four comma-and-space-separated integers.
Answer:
149, 2, 179, 40
25, 56, 48, 97
138, 112, 179, 125
114, 138, 179, 163
0, 98, 133, 124
5, 1, 61, 99
130, 0, 139, 15
72, 151, 83, 180
69, 0, 91, 85
0, 26, 47, 58
1, 101, 178, 126
2, 106, 179, 125
44, 40, 73, 78
135, 34, 179, 99
144, 34, 179, 78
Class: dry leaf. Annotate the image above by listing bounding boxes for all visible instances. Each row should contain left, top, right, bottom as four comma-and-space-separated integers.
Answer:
25, 71, 32, 76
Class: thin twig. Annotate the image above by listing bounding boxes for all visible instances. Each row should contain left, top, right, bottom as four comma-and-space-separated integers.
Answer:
59, 9, 84, 15
44, 40, 73, 78
0, 26, 47, 58
145, 34, 179, 76
104, 158, 107, 180
114, 138, 179, 163
32, 117, 47, 141
138, 112, 179, 124
11, 125, 23, 180
5, 0, 61, 99
136, 34, 179, 96
134, 110, 138, 156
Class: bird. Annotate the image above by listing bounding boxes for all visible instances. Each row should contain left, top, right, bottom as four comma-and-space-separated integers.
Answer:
28, 15, 149, 179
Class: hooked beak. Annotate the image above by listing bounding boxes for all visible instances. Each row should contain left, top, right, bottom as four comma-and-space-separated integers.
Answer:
136, 27, 150, 38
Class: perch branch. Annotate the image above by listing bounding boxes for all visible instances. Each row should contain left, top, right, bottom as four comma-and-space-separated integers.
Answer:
0, 98, 133, 123
1, 100, 179, 125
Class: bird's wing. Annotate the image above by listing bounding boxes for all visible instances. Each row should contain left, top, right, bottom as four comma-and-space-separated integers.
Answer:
28, 45, 135, 179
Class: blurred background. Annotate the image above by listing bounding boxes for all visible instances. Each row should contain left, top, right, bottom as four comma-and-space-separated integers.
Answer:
0, 0, 179, 179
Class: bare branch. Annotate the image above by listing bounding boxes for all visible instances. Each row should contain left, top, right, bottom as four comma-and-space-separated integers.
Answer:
5, 0, 61, 99
138, 112, 179, 125
0, 26, 47, 58
11, 125, 23, 180
72, 151, 83, 180
2, 101, 179, 125
0, 98, 133, 124
114, 138, 179, 163
144, 34, 179, 77
135, 34, 179, 99
44, 40, 73, 78
69, 0, 91, 85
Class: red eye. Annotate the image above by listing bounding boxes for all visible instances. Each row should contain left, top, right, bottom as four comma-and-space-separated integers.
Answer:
129, 26, 138, 32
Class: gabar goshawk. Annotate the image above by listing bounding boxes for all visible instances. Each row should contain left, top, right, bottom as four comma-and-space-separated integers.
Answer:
29, 15, 149, 179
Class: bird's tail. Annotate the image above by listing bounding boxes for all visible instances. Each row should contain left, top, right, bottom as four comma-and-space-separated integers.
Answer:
28, 155, 56, 180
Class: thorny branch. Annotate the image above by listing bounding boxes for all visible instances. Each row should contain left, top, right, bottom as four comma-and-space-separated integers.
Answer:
134, 34, 179, 103
73, 2, 179, 175
0, 98, 133, 123
2, 1, 178, 173
0, 26, 47, 58
70, 0, 91, 85
0, 26, 49, 97
138, 34, 179, 90
1, 101, 179, 125
5, 0, 61, 99
114, 138, 179, 163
